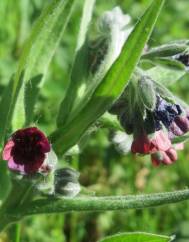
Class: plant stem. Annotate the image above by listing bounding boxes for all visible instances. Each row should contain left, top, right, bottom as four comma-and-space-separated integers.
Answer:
0, 179, 34, 232
8, 223, 21, 242
0, 215, 12, 232
8, 189, 189, 217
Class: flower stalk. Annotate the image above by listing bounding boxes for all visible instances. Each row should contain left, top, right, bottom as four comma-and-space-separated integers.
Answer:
0, 188, 189, 232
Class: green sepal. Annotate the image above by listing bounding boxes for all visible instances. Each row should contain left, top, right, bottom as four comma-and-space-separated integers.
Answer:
138, 76, 156, 110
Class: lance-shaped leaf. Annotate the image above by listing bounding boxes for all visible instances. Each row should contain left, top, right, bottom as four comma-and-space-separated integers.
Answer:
0, 0, 75, 145
142, 43, 188, 59
17, 0, 75, 127
146, 66, 185, 86
50, 0, 165, 155
150, 57, 186, 71
99, 232, 173, 242
56, 0, 96, 127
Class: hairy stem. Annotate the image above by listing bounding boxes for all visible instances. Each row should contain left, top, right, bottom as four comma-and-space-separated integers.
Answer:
8, 189, 189, 217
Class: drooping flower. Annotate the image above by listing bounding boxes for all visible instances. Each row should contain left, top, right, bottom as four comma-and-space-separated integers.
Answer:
109, 73, 189, 166
151, 148, 178, 166
131, 130, 171, 154
169, 115, 189, 137
153, 95, 182, 130
3, 127, 53, 174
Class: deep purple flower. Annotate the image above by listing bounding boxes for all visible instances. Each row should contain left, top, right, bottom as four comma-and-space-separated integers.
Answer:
175, 53, 189, 66
3, 127, 51, 174
154, 96, 182, 130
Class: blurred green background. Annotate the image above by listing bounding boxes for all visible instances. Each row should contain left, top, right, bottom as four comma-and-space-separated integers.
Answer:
1, 0, 189, 241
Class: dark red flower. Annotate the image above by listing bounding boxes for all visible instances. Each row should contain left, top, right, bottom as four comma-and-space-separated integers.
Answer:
3, 127, 51, 174
131, 130, 171, 154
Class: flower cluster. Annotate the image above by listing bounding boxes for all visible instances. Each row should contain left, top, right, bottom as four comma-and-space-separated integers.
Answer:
2, 127, 55, 174
110, 76, 189, 166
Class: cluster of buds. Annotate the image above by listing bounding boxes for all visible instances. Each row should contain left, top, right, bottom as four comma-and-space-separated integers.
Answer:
110, 74, 189, 166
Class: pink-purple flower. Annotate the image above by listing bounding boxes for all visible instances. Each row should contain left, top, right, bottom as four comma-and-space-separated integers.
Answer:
151, 148, 178, 166
131, 130, 171, 155
151, 143, 184, 166
169, 115, 189, 137
3, 127, 51, 174
131, 129, 184, 166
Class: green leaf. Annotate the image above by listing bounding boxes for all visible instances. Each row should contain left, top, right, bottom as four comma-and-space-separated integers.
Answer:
51, 0, 165, 154
153, 80, 175, 102
99, 232, 173, 242
0, 76, 16, 145
146, 66, 185, 86
0, 0, 75, 144
56, 0, 96, 127
151, 57, 186, 71
0, 161, 11, 203
172, 134, 189, 144
142, 43, 187, 59
99, 112, 123, 131
57, 5, 131, 126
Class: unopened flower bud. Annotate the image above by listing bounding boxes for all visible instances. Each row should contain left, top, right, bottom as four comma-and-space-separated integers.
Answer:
151, 148, 177, 166
89, 6, 132, 74
112, 131, 132, 154
98, 6, 131, 34
154, 95, 182, 129
54, 168, 80, 197
175, 53, 189, 67
174, 116, 189, 133
138, 76, 156, 110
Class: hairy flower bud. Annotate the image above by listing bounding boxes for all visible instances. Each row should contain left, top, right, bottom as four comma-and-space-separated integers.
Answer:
151, 148, 177, 166
175, 53, 189, 67
89, 6, 132, 74
54, 168, 80, 197
154, 95, 182, 129
138, 76, 156, 110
